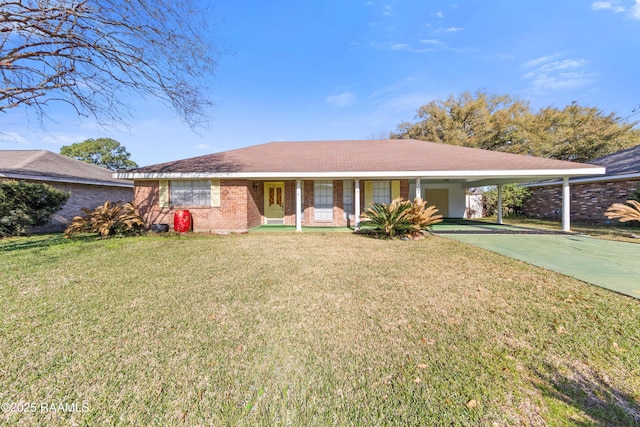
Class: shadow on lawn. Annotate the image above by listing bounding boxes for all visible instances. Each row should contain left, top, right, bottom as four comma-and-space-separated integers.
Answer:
0, 234, 95, 253
532, 361, 640, 426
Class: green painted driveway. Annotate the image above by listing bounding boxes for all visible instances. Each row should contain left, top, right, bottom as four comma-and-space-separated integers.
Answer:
434, 221, 640, 299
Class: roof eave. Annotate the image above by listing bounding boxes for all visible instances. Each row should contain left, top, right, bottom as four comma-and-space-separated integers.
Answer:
0, 172, 133, 188
523, 171, 640, 187
116, 167, 606, 181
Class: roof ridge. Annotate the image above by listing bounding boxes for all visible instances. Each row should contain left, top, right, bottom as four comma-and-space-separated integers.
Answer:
14, 150, 48, 169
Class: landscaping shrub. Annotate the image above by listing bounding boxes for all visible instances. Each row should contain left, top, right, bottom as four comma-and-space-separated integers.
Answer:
64, 201, 145, 238
0, 180, 69, 237
359, 197, 443, 239
605, 200, 640, 224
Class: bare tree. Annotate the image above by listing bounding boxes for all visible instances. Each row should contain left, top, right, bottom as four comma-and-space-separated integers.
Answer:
1, 0, 221, 127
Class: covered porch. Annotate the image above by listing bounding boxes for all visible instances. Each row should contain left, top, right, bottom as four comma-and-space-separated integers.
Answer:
283, 174, 577, 233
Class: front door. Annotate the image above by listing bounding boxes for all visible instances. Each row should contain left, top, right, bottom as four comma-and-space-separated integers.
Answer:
264, 182, 285, 224
424, 189, 449, 217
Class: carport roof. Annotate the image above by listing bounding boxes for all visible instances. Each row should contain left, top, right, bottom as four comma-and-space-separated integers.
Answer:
116, 139, 605, 185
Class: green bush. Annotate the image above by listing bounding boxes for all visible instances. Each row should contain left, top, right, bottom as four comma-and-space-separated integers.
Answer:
359, 197, 443, 239
0, 181, 70, 237
483, 184, 531, 217
64, 201, 145, 238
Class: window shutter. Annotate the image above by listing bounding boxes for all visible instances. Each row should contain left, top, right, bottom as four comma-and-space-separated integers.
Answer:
364, 181, 373, 207
210, 179, 221, 207
159, 180, 169, 208
391, 180, 400, 200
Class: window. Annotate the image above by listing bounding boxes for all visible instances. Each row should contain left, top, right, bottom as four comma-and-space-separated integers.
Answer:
170, 180, 211, 206
343, 180, 354, 220
372, 181, 391, 204
314, 180, 333, 221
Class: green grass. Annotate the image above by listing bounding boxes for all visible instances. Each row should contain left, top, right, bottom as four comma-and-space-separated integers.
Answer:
250, 225, 352, 232
1, 233, 639, 426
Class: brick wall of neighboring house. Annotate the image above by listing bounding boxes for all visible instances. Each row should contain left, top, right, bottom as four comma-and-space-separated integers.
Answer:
19, 180, 133, 233
523, 179, 640, 222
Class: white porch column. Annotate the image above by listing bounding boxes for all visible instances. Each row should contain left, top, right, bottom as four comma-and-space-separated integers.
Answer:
354, 179, 361, 230
562, 177, 571, 232
497, 184, 503, 225
415, 178, 422, 200
295, 179, 302, 232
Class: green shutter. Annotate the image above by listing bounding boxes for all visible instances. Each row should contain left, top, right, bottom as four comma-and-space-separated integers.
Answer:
158, 180, 169, 208
391, 180, 400, 200
210, 179, 221, 207
364, 181, 373, 207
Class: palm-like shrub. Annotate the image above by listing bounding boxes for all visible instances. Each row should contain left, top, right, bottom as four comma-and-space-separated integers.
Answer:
360, 197, 414, 238
359, 197, 443, 239
605, 200, 640, 223
407, 197, 444, 232
64, 201, 145, 238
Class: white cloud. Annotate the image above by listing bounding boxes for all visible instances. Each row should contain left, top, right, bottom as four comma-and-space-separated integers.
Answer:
632, 0, 640, 19
591, 1, 625, 12
433, 11, 444, 18
368, 41, 438, 53
0, 132, 29, 144
326, 92, 357, 108
591, 0, 640, 19
431, 26, 463, 35
523, 55, 558, 68
383, 4, 392, 16
41, 134, 86, 146
195, 143, 210, 150
365, 77, 444, 128
522, 54, 597, 91
419, 39, 444, 45
369, 42, 406, 51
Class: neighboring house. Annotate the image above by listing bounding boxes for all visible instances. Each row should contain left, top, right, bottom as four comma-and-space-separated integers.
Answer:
0, 150, 134, 232
523, 144, 640, 223
464, 188, 484, 219
116, 139, 604, 233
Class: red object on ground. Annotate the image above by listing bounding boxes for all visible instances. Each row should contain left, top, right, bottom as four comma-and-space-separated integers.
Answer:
174, 210, 192, 232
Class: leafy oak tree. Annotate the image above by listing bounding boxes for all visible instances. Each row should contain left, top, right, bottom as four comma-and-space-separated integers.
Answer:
392, 91, 640, 162
0, 0, 221, 127
60, 138, 137, 171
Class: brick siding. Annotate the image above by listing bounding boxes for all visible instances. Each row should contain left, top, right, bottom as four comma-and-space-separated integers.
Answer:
523, 179, 639, 222
15, 180, 134, 233
134, 178, 412, 232
135, 179, 253, 232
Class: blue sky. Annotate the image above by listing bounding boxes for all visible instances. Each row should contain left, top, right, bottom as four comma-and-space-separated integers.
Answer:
2, 0, 640, 166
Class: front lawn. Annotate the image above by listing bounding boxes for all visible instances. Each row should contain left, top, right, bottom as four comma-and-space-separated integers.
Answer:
1, 233, 638, 426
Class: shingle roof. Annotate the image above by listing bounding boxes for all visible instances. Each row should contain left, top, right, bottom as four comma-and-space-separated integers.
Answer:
126, 139, 602, 177
0, 150, 133, 187
589, 144, 640, 176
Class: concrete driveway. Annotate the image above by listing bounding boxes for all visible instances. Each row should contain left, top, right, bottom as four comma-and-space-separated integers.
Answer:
433, 221, 640, 299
